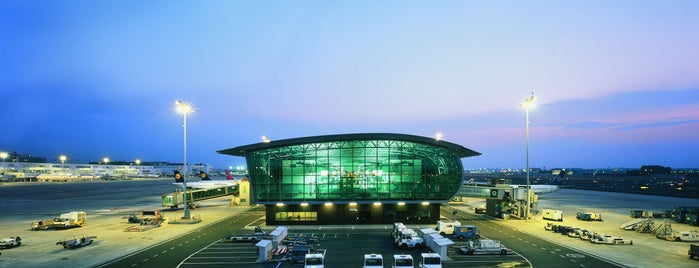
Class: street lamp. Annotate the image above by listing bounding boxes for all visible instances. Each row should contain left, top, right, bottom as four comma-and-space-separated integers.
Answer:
0, 152, 7, 162
59, 155, 67, 173
519, 93, 536, 220
176, 100, 194, 219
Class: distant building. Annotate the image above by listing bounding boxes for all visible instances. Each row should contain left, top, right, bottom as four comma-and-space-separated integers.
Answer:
639, 165, 671, 175
218, 133, 481, 225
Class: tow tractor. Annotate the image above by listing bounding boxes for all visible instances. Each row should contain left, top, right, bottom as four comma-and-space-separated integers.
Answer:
56, 235, 97, 249
304, 249, 326, 268
418, 253, 442, 268
393, 254, 414, 268
0, 236, 22, 248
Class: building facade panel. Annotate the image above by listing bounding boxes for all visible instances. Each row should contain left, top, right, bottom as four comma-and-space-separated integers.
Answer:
218, 133, 480, 225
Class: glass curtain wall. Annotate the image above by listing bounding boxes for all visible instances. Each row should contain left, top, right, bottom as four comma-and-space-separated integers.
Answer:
248, 139, 463, 203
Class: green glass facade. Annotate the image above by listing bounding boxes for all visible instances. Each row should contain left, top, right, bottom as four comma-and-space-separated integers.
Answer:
246, 140, 463, 203
218, 133, 480, 224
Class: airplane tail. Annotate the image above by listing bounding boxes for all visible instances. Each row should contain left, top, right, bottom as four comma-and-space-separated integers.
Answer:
551, 171, 565, 185
199, 171, 211, 181
224, 170, 236, 181
173, 170, 184, 183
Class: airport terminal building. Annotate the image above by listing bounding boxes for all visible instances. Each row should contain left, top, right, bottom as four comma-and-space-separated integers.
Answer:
218, 133, 480, 225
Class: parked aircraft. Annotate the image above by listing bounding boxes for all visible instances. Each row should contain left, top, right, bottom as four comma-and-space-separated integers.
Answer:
172, 170, 237, 189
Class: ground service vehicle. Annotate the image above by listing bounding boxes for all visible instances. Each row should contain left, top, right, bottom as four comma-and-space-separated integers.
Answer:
288, 245, 311, 263
542, 209, 563, 221
590, 235, 633, 245
452, 225, 480, 240
126, 210, 164, 225
460, 239, 511, 255
364, 253, 384, 268
56, 236, 96, 249
304, 249, 325, 268
393, 254, 414, 268
395, 228, 425, 249
689, 244, 699, 260
577, 212, 603, 221
435, 220, 461, 235
418, 253, 441, 268
668, 231, 699, 242
0, 236, 22, 248
31, 211, 87, 230
228, 226, 266, 242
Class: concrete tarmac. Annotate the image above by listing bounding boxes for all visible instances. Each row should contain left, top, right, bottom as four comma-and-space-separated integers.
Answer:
1, 180, 698, 268
454, 189, 699, 268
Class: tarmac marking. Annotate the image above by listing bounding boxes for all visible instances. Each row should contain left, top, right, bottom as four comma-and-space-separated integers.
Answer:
162, 250, 168, 254
153, 254, 159, 258
142, 258, 149, 262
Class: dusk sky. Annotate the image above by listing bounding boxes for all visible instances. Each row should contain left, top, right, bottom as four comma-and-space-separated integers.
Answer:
1, 1, 698, 170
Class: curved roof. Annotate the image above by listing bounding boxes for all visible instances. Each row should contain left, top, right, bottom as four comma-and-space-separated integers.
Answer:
217, 133, 481, 158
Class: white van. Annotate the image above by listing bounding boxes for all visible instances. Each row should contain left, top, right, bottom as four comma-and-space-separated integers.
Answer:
542, 209, 563, 221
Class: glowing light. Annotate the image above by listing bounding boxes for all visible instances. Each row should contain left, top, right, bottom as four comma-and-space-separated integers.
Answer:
421, 201, 429, 205
349, 202, 357, 206
300, 202, 309, 207
324, 202, 333, 206
397, 202, 406, 206
276, 203, 284, 207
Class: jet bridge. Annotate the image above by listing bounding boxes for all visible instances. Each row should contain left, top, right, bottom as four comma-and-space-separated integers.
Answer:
161, 185, 238, 208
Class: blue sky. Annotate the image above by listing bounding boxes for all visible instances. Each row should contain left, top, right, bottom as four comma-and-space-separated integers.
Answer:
1, 1, 698, 170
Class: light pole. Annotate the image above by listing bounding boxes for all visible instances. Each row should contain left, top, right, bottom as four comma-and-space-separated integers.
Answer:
59, 155, 67, 173
176, 100, 193, 219
520, 93, 536, 220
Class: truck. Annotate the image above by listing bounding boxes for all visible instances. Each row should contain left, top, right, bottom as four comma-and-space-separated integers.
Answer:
435, 220, 461, 235
542, 209, 563, 221
576, 212, 603, 221
393, 254, 414, 268
452, 225, 480, 240
418, 253, 441, 268
31, 211, 87, 230
56, 235, 97, 249
364, 253, 384, 268
459, 239, 511, 255
228, 226, 266, 242
667, 231, 699, 242
0, 236, 22, 248
395, 228, 425, 249
304, 249, 325, 268
690, 244, 699, 260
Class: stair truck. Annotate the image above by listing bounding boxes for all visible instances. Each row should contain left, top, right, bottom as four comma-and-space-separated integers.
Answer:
364, 253, 384, 268
459, 239, 512, 255
393, 254, 414, 268
418, 253, 441, 268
